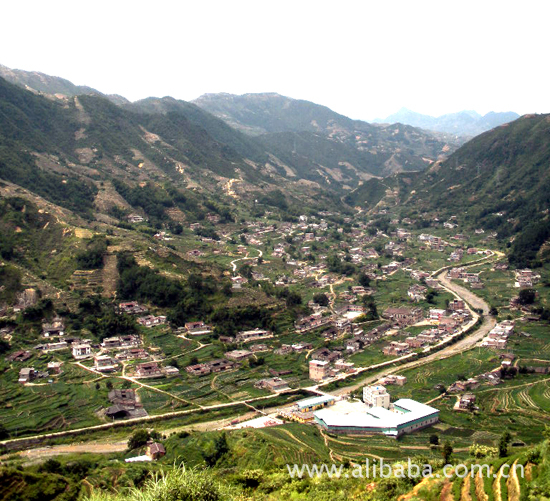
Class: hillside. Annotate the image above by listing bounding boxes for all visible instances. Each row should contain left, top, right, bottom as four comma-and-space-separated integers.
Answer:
354, 113, 550, 266
375, 107, 520, 137
0, 75, 284, 220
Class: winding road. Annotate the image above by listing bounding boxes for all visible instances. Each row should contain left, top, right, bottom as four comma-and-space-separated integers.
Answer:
230, 247, 263, 273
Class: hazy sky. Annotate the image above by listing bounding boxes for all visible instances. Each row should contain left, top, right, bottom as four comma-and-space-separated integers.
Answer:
1, 0, 549, 120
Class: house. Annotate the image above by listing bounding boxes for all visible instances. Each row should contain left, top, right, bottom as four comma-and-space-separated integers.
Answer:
6, 350, 32, 363
42, 317, 65, 337
101, 335, 141, 350
439, 317, 458, 332
311, 348, 340, 363
42, 341, 69, 352
185, 322, 213, 336
146, 442, 166, 460
379, 375, 407, 386
224, 350, 253, 361
295, 313, 332, 333
72, 343, 92, 360
137, 315, 167, 328
448, 299, 466, 311
309, 360, 329, 381
18, 367, 36, 384
235, 329, 273, 343
186, 359, 236, 376
47, 361, 63, 374
250, 343, 269, 352
186, 363, 212, 377
383, 307, 423, 326
448, 379, 479, 393
429, 309, 446, 321
94, 354, 118, 372
127, 214, 144, 223
383, 342, 410, 356
405, 337, 425, 348
334, 360, 356, 373
116, 348, 149, 361
363, 385, 390, 409
135, 362, 163, 378
255, 377, 290, 392
408, 285, 427, 302
119, 302, 148, 315
458, 394, 477, 410
164, 366, 179, 376
106, 389, 148, 418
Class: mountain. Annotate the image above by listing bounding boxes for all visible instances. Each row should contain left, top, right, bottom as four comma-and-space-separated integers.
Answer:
351, 113, 550, 266
193, 92, 461, 177
0, 63, 129, 105
126, 96, 268, 163
0, 75, 285, 220
374, 107, 520, 137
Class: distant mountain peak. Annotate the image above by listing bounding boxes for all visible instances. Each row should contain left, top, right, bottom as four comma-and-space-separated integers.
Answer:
374, 108, 518, 137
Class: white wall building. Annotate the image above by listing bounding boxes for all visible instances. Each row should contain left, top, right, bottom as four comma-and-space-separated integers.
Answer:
363, 385, 390, 409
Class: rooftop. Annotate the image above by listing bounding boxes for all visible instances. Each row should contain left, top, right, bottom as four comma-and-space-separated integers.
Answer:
314, 398, 439, 431
296, 395, 336, 410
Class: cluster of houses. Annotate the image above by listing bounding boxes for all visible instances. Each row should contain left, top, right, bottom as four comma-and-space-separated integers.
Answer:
448, 268, 483, 288
408, 284, 427, 302
186, 358, 236, 376
383, 307, 424, 326
418, 234, 446, 251
381, 302, 472, 357
308, 356, 356, 382
515, 269, 541, 288
133, 361, 179, 378
481, 320, 515, 349
345, 323, 392, 355
105, 388, 148, 419
137, 315, 167, 328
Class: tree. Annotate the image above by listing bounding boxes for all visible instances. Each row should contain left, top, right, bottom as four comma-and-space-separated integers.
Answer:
429, 434, 439, 446
202, 432, 229, 467
442, 442, 453, 464
128, 429, 150, 450
313, 293, 329, 307
0, 423, 9, 440
358, 273, 370, 287
239, 263, 253, 279
285, 291, 302, 307
499, 431, 512, 458
489, 306, 498, 316
518, 289, 536, 305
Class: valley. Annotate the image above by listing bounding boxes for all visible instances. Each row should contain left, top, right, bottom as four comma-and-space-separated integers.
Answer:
0, 66, 549, 501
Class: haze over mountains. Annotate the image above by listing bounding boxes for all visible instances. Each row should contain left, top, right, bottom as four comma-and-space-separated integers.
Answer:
374, 107, 520, 137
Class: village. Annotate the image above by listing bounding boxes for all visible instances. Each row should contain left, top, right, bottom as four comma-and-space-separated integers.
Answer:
3, 201, 548, 453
